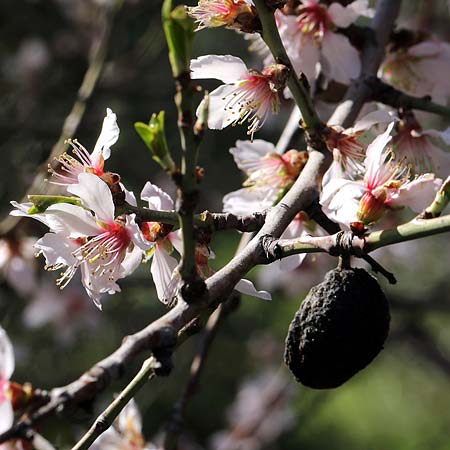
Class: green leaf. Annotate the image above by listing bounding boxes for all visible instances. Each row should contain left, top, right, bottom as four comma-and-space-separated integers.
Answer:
27, 195, 82, 214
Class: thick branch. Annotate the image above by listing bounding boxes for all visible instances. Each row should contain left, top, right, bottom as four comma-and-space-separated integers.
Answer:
366, 77, 450, 118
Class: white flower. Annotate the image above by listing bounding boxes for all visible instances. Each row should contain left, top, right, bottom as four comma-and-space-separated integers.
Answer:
381, 39, 450, 101
190, 55, 287, 137
11, 173, 150, 309
223, 139, 308, 214
187, 0, 254, 30
49, 108, 120, 185
272, 0, 372, 84
0, 327, 14, 434
321, 123, 442, 225
393, 112, 450, 177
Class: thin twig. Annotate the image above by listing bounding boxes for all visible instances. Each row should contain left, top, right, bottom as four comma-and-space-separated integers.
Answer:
71, 357, 157, 450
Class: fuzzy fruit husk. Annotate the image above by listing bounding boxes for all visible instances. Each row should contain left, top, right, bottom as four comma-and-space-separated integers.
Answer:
284, 267, 390, 389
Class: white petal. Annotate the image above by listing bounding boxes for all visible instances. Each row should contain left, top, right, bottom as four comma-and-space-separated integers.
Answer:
423, 126, 450, 146
190, 55, 248, 84
140, 182, 174, 210
35, 232, 79, 267
364, 122, 395, 181
321, 32, 361, 84
291, 37, 320, 82
168, 231, 183, 255
223, 187, 276, 215
230, 140, 276, 174
151, 246, 178, 302
120, 182, 137, 206
202, 84, 239, 130
0, 327, 14, 380
351, 109, 396, 133
91, 108, 120, 164
328, 0, 371, 28
125, 214, 152, 251
120, 245, 144, 278
0, 400, 14, 434
118, 399, 143, 435
45, 203, 102, 237
235, 278, 272, 301
390, 174, 442, 212
320, 178, 364, 225
68, 173, 115, 223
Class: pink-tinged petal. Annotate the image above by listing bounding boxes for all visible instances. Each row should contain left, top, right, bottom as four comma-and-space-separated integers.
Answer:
91, 108, 120, 164
408, 41, 442, 58
389, 174, 442, 212
223, 186, 276, 215
68, 173, 115, 223
0, 400, 14, 434
321, 32, 360, 84
44, 203, 102, 237
190, 55, 248, 84
125, 214, 152, 251
168, 230, 183, 255
364, 122, 395, 182
235, 278, 272, 301
321, 178, 365, 225
423, 126, 450, 146
230, 140, 276, 173
201, 84, 239, 130
328, 0, 372, 28
0, 327, 14, 380
151, 246, 178, 302
291, 37, 319, 82
351, 109, 396, 133
35, 232, 78, 267
140, 182, 174, 210
279, 253, 307, 272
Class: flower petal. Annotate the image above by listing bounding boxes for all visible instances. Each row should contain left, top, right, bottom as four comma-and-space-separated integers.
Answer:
151, 245, 178, 302
389, 174, 442, 212
235, 278, 272, 301
223, 186, 276, 215
0, 327, 14, 380
68, 173, 115, 223
0, 399, 14, 434
230, 139, 276, 174
201, 84, 239, 130
34, 232, 79, 267
140, 182, 174, 210
328, 0, 372, 28
351, 109, 396, 133
91, 108, 120, 164
190, 55, 248, 84
321, 32, 360, 84
125, 214, 152, 251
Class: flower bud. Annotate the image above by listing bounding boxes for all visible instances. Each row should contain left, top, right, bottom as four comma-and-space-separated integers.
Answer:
285, 267, 390, 389
357, 191, 386, 225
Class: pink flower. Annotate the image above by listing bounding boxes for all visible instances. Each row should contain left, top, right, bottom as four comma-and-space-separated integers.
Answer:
0, 327, 14, 434
223, 139, 308, 214
11, 173, 150, 309
273, 0, 372, 84
49, 108, 119, 185
321, 123, 442, 225
393, 112, 450, 177
190, 55, 288, 137
187, 0, 253, 30
381, 40, 450, 101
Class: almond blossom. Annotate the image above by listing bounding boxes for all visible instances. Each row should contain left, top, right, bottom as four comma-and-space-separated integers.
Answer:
91, 399, 152, 450
187, 0, 254, 30
11, 173, 150, 309
381, 40, 450, 102
272, 0, 372, 84
393, 112, 450, 177
140, 181, 271, 303
324, 109, 394, 182
223, 139, 308, 213
321, 123, 442, 226
48, 108, 119, 185
190, 55, 288, 137
0, 327, 14, 435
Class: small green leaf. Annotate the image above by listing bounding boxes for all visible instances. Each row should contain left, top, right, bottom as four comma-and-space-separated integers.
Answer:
27, 195, 82, 214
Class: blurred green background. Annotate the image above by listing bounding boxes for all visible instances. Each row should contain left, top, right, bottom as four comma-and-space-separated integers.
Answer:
1, 1, 450, 449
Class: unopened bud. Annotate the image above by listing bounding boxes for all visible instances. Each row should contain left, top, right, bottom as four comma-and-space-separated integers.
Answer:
357, 191, 386, 224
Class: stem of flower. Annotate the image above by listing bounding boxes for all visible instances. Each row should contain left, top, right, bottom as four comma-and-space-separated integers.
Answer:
252, 0, 322, 132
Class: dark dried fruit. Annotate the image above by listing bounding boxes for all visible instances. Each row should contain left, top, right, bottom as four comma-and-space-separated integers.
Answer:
284, 267, 390, 389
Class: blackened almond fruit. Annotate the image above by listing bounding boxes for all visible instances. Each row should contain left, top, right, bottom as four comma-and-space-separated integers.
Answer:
284, 267, 390, 389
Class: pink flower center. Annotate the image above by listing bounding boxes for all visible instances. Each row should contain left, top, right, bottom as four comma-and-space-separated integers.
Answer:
188, 0, 249, 29
297, 1, 332, 40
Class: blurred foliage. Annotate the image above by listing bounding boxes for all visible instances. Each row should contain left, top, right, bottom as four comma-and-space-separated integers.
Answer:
1, 1, 450, 450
